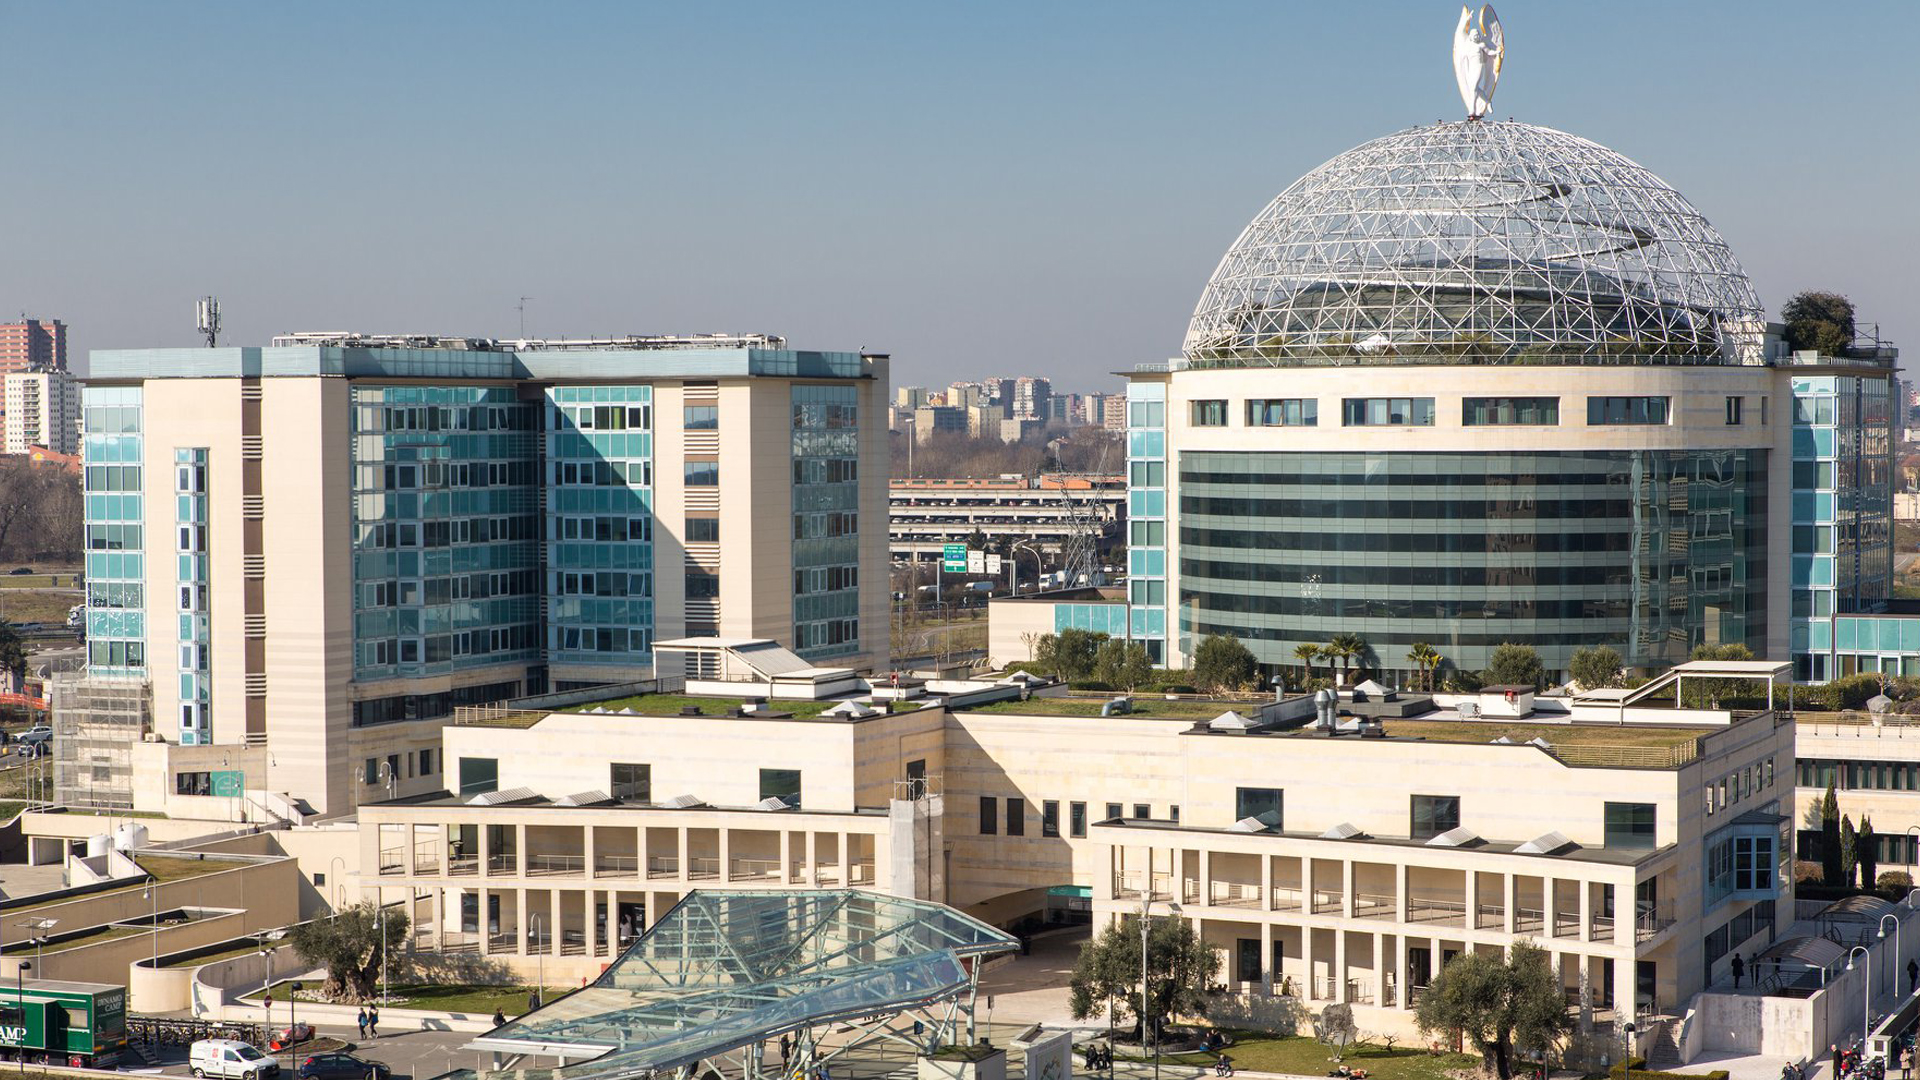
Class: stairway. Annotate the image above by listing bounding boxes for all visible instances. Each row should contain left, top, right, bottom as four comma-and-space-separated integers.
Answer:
1644, 1017, 1685, 1070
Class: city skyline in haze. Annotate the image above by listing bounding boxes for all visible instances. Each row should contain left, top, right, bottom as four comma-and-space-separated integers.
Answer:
4, 0, 1914, 389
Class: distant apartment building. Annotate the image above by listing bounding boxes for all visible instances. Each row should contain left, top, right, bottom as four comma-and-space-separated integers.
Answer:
910, 406, 966, 445
894, 386, 928, 409
58, 333, 890, 817
1011, 377, 1050, 420
966, 404, 1004, 438
3, 369, 79, 454
0, 318, 67, 374
1102, 394, 1127, 432
888, 474, 1124, 564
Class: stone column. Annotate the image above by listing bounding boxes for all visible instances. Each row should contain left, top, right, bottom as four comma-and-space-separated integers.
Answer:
1261, 853, 1274, 912
677, 826, 689, 880
1260, 920, 1275, 995
1372, 932, 1385, 1008
1334, 930, 1348, 1003
549, 890, 563, 957
583, 824, 597, 882
1543, 875, 1557, 938
781, 830, 794, 884
1396, 862, 1410, 921
1344, 860, 1357, 918
719, 826, 733, 882
1303, 927, 1317, 1000
477, 887, 491, 953
1466, 870, 1480, 930
515, 824, 528, 876
1199, 848, 1211, 907
1506, 874, 1519, 934
516, 888, 529, 955
1579, 879, 1593, 942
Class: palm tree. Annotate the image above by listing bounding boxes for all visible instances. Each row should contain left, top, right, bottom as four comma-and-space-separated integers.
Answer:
1406, 642, 1444, 692
1292, 643, 1321, 687
1327, 633, 1366, 686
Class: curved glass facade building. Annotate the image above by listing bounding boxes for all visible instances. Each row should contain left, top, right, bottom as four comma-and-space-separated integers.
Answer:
1130, 119, 1895, 683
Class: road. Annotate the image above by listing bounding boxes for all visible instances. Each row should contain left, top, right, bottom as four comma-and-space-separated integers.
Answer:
137, 1023, 479, 1080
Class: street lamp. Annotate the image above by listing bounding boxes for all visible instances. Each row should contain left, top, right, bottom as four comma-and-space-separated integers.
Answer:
141, 884, 159, 972
20, 920, 55, 971
1620, 1022, 1635, 1080
1906, 825, 1920, 870
1137, 896, 1181, 1080
528, 913, 545, 998
1880, 913, 1904, 995
1011, 541, 1044, 596
285, 980, 302, 1073
1847, 945, 1873, 1048
16, 960, 28, 1075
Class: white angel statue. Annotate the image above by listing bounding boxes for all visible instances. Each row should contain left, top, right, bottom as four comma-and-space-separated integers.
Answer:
1453, 4, 1504, 120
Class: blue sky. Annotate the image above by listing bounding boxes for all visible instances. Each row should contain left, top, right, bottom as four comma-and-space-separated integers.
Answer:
4, 0, 1914, 389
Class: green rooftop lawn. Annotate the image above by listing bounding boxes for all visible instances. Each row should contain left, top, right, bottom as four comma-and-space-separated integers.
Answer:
1357, 719, 1709, 748
559, 694, 838, 720
965, 696, 1246, 720
163, 939, 284, 969
384, 983, 568, 1018
1155, 1033, 1479, 1080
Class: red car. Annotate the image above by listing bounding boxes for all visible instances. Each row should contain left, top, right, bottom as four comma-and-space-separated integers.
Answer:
267, 1024, 313, 1052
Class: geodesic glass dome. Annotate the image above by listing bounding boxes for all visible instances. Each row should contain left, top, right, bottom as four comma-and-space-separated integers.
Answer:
1182, 121, 1764, 366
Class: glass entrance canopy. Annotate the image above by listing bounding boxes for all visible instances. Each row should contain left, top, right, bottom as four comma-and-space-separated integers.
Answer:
467, 890, 1018, 1079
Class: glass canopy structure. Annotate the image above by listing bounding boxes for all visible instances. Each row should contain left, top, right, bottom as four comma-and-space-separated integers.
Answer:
1182, 120, 1765, 366
463, 890, 1019, 1080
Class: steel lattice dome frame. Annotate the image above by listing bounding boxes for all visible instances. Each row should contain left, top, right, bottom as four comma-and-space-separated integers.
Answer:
1182, 121, 1765, 367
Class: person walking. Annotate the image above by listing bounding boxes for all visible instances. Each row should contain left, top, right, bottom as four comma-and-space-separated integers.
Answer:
1908, 959, 1918, 995
367, 1004, 380, 1039
356, 1007, 368, 1041
780, 1035, 791, 1073
1731, 953, 1745, 988
492, 1009, 507, 1030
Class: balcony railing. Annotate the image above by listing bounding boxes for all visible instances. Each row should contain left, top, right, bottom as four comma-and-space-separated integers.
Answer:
487, 854, 518, 875
1310, 890, 1345, 915
1636, 903, 1676, 941
1114, 873, 1176, 901
594, 855, 640, 878
1475, 903, 1506, 929
1270, 886, 1304, 912
687, 856, 721, 881
730, 858, 783, 881
378, 850, 406, 876
1209, 882, 1264, 909
526, 853, 585, 876
1553, 910, 1582, 937
1515, 906, 1545, 934
1407, 897, 1467, 926
1353, 891, 1398, 919
646, 855, 679, 879
448, 854, 479, 876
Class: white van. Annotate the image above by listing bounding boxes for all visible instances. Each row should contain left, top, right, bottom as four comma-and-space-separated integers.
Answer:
190, 1039, 280, 1079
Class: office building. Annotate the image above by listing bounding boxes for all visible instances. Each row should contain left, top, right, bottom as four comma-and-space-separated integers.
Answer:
1126, 120, 1896, 679
356, 651, 1791, 1036
61, 334, 889, 816
1103, 394, 1127, 432
4, 368, 79, 454
0, 318, 67, 374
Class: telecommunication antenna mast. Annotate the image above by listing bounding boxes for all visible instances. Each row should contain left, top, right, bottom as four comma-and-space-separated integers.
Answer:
195, 297, 221, 348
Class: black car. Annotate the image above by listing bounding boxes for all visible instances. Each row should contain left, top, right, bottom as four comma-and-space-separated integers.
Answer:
297, 1053, 390, 1080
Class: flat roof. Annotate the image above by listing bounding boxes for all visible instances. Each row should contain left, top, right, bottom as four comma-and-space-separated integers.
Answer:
88, 344, 873, 383
1098, 818, 1664, 866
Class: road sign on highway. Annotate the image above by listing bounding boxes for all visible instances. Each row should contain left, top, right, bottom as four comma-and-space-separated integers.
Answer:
942, 543, 968, 573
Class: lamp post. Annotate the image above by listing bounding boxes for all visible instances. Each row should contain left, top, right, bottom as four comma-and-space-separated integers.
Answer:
16, 960, 29, 1074
1906, 825, 1920, 870
1620, 1021, 1634, 1080
141, 883, 159, 972
285, 980, 302, 1073
529, 913, 545, 998
1847, 945, 1872, 1048
1012, 541, 1043, 596
1137, 896, 1181, 1080
1880, 913, 1904, 996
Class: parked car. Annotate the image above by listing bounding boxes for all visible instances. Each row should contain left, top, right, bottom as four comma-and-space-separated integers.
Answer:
190, 1039, 280, 1080
17, 726, 51, 747
297, 1053, 390, 1080
8, 567, 32, 575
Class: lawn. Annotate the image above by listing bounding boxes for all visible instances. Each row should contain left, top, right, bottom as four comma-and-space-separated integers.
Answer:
138, 855, 232, 883
966, 696, 1250, 720
561, 694, 837, 719
1161, 1032, 1480, 1080
1354, 720, 1708, 749
379, 983, 567, 1018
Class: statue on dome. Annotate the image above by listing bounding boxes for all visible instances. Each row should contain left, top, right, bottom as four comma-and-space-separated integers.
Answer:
1452, 4, 1504, 120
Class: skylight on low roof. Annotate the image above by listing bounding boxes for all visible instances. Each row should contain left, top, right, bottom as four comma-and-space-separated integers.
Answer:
1516, 830, 1576, 854
1426, 826, 1482, 847
1321, 822, 1366, 840
467, 786, 540, 806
